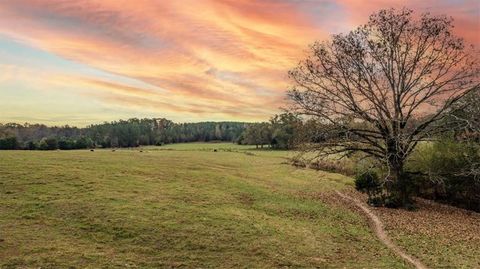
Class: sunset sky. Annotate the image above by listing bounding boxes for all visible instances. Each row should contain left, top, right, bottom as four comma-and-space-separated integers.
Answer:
0, 0, 478, 126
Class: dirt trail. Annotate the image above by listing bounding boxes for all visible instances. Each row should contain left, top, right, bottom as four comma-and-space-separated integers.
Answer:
335, 191, 428, 269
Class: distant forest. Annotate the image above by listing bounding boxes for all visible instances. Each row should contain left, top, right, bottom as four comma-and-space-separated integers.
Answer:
0, 118, 248, 150
0, 114, 300, 150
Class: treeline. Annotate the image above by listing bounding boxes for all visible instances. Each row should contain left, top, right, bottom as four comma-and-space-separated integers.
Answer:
0, 118, 248, 150
237, 113, 301, 149
86, 119, 247, 148
0, 114, 306, 151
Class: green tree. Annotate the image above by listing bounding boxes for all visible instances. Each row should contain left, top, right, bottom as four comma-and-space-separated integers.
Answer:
0, 137, 18, 150
39, 137, 58, 150
26, 141, 37, 150
75, 137, 94, 149
58, 138, 76, 150
242, 123, 271, 148
270, 113, 301, 149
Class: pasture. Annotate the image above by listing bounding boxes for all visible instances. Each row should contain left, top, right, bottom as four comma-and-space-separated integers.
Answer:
0, 143, 478, 268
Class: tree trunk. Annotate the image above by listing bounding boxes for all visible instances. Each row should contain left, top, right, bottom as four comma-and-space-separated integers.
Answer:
389, 162, 410, 207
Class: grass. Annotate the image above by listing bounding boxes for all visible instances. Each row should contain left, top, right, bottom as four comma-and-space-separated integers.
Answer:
0, 143, 426, 268
143, 142, 254, 151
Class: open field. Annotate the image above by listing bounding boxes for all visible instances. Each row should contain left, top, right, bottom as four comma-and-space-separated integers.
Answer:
0, 143, 478, 268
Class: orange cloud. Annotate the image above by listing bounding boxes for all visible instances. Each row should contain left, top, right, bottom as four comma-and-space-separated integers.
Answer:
47, 74, 274, 120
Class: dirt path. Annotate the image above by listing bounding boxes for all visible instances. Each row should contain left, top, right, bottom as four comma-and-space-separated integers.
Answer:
335, 191, 428, 269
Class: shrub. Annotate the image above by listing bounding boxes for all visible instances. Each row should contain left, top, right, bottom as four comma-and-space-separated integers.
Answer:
355, 170, 380, 192
309, 159, 355, 176
354, 170, 384, 206
408, 140, 480, 212
291, 158, 307, 168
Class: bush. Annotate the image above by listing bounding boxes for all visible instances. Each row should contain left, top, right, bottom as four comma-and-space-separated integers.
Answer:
354, 170, 384, 206
408, 140, 480, 212
290, 158, 307, 168
309, 159, 355, 176
355, 170, 380, 192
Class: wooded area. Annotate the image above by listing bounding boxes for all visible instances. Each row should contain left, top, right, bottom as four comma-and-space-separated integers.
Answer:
0, 119, 247, 150
0, 111, 307, 151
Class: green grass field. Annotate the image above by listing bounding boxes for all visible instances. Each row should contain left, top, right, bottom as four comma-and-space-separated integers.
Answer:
0, 143, 476, 268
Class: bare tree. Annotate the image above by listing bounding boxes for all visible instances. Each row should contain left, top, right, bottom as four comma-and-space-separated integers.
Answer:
445, 88, 480, 139
288, 8, 480, 205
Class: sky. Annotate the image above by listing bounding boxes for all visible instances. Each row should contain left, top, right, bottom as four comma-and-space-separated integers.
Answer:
0, 0, 478, 126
